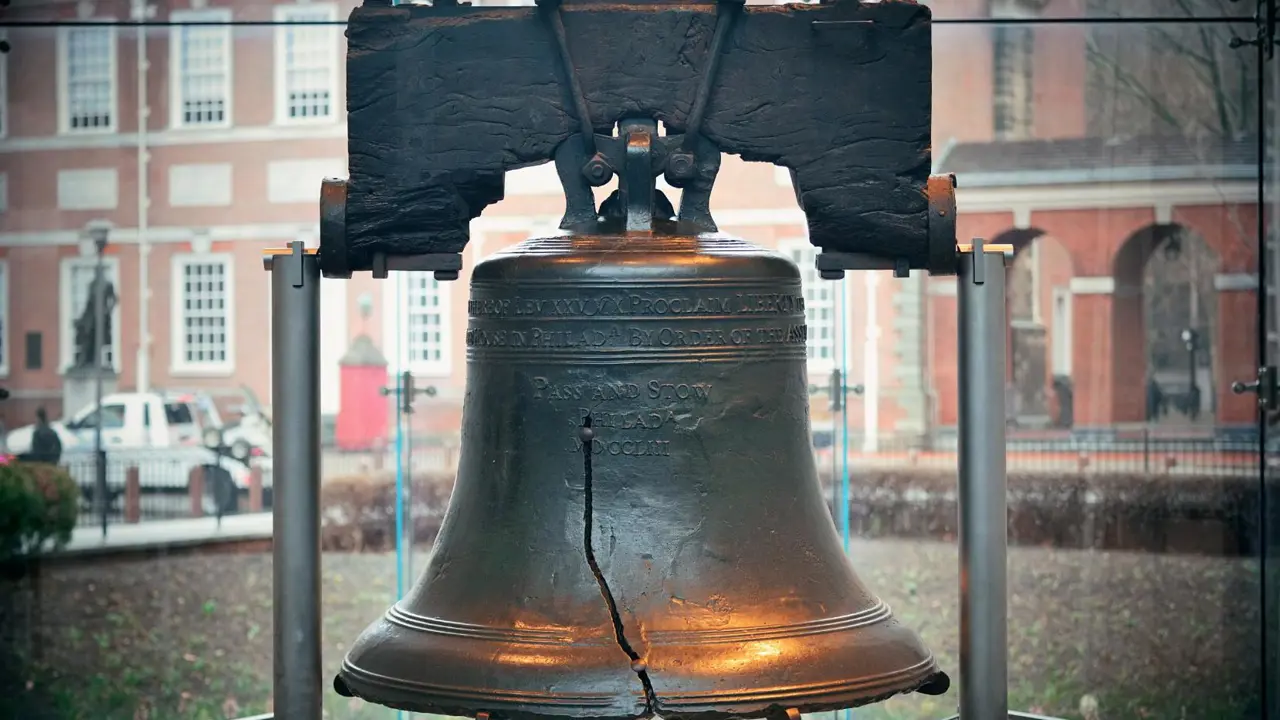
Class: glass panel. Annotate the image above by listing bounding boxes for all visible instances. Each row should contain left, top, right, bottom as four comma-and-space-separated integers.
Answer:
0, 7, 1267, 720
925, 12, 1264, 719
926, 0, 1254, 22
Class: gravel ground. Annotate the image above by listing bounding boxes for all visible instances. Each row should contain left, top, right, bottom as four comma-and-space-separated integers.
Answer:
0, 539, 1262, 720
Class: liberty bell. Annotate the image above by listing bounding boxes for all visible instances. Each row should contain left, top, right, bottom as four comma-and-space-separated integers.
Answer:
335, 108, 949, 717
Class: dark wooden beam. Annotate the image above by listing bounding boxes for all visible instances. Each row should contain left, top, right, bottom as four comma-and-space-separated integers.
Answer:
333, 0, 932, 274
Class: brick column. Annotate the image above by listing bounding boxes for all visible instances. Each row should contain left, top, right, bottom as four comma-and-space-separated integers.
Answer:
1070, 286, 1117, 426
1216, 280, 1259, 425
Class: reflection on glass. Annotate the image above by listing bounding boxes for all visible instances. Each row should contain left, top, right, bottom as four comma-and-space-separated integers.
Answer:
0, 2, 1268, 719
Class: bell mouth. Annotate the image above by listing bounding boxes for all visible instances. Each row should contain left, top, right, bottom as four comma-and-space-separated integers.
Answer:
335, 600, 943, 720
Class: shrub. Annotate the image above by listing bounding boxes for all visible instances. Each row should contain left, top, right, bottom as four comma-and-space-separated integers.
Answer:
320, 470, 455, 553
0, 459, 79, 562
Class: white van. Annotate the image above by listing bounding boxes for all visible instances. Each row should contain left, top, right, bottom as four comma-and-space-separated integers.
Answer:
5, 392, 216, 455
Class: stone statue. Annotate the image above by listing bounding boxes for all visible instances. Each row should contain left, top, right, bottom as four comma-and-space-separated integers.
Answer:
72, 273, 117, 370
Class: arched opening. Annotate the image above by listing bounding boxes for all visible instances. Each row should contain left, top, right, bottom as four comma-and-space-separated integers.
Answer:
1112, 224, 1219, 426
1000, 228, 1077, 429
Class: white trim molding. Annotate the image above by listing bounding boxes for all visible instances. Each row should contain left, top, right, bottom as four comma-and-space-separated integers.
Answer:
957, 180, 1258, 216
0, 123, 349, 153
1069, 276, 1115, 295
169, 251, 236, 377
59, 254, 123, 374
1214, 273, 1257, 292
1012, 206, 1032, 230
57, 168, 119, 211
268, 158, 347, 204
56, 20, 119, 135
168, 8, 234, 130
169, 163, 233, 207
0, 222, 319, 248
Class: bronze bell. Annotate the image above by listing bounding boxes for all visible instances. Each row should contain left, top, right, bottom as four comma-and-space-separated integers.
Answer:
335, 230, 948, 719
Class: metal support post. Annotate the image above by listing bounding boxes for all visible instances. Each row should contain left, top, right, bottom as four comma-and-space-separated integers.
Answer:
266, 241, 323, 720
957, 238, 1009, 720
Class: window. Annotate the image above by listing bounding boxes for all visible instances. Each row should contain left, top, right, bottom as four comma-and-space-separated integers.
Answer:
171, 254, 235, 375
72, 403, 127, 430
784, 242, 843, 371
170, 10, 232, 128
164, 402, 195, 426
0, 261, 8, 376
25, 332, 41, 371
60, 257, 122, 372
275, 4, 339, 124
385, 272, 451, 375
59, 24, 117, 133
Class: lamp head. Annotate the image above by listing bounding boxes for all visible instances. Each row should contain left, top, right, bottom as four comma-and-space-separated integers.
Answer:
84, 220, 113, 252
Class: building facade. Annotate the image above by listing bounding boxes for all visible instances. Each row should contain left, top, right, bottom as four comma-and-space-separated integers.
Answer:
0, 0, 1261, 443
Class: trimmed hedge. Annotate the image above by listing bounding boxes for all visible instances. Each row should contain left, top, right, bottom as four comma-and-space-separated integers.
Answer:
316, 465, 1255, 557
819, 467, 1258, 556
0, 459, 79, 563
320, 470, 455, 552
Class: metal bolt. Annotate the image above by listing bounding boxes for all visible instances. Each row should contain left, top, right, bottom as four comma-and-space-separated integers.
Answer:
581, 153, 614, 186
665, 152, 696, 183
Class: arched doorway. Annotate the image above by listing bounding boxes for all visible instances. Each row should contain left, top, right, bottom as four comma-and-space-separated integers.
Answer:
1001, 229, 1077, 428
1112, 224, 1219, 426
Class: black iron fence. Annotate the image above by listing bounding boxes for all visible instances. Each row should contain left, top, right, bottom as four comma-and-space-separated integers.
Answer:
55, 428, 1269, 529
813, 428, 1262, 477
57, 450, 271, 528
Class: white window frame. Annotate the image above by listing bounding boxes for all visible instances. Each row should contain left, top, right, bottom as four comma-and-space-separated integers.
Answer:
383, 271, 452, 377
0, 29, 8, 140
273, 3, 340, 126
170, 252, 236, 376
780, 239, 850, 375
169, 8, 234, 130
0, 260, 9, 377
56, 22, 119, 135
59, 256, 123, 373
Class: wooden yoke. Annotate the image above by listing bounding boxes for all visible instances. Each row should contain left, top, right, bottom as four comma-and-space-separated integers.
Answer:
319, 0, 956, 280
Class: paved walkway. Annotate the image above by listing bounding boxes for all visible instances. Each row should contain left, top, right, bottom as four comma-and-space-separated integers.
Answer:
58, 512, 273, 558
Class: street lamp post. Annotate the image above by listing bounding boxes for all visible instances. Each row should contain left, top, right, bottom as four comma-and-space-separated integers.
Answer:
807, 369, 864, 518
380, 371, 437, 603
86, 220, 111, 539
1181, 327, 1200, 421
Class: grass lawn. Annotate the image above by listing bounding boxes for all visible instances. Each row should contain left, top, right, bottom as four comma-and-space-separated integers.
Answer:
0, 538, 1262, 720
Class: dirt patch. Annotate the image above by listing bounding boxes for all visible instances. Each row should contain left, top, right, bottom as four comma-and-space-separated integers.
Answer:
0, 539, 1261, 720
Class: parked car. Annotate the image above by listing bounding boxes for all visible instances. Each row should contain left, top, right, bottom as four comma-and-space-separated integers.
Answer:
215, 384, 273, 459
5, 391, 215, 455
61, 445, 272, 516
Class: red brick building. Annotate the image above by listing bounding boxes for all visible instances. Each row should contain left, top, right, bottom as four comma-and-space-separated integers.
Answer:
0, 0, 1260, 443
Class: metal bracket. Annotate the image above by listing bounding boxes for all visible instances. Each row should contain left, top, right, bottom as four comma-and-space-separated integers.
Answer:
262, 241, 316, 290
1229, 0, 1276, 59
1232, 365, 1279, 410
971, 236, 985, 285
816, 252, 911, 281
381, 370, 438, 415
371, 252, 463, 282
